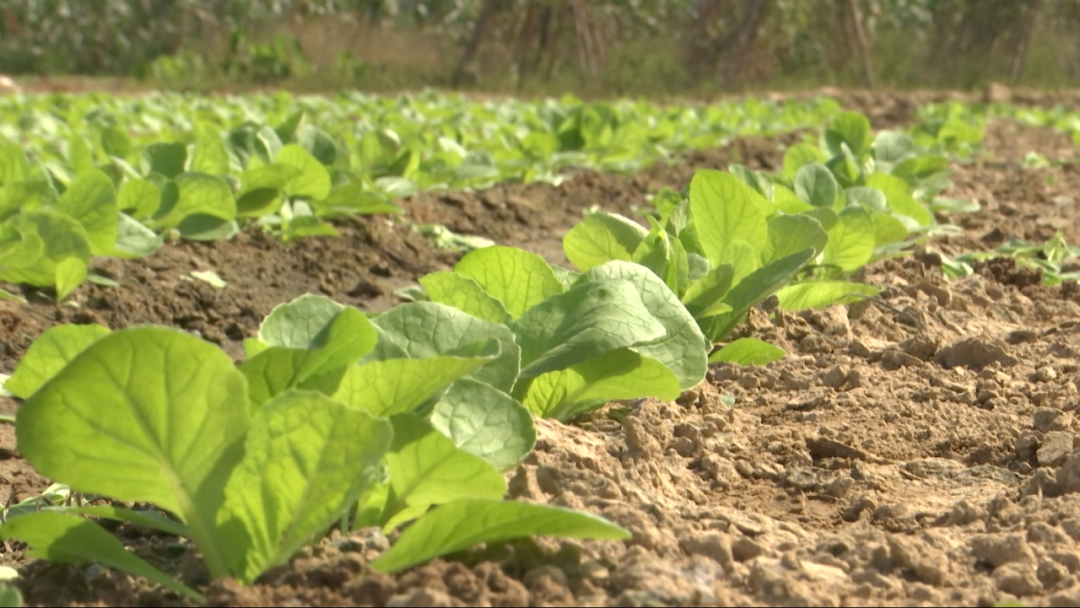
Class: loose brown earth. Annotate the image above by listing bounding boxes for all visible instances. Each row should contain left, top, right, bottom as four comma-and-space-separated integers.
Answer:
4, 104, 1080, 607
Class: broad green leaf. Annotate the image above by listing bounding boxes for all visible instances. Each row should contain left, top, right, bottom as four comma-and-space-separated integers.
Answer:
241, 308, 378, 408
844, 186, 887, 212
454, 246, 564, 319
578, 261, 708, 389
144, 143, 187, 179
631, 228, 671, 285
522, 349, 680, 421
681, 264, 735, 319
330, 349, 498, 417
794, 163, 839, 208
236, 163, 302, 216
372, 498, 630, 574
317, 183, 401, 216
563, 212, 648, 271
0, 513, 202, 602
825, 112, 872, 159
54, 257, 86, 301
872, 213, 909, 249
0, 180, 53, 220
237, 161, 302, 195
274, 111, 305, 144
227, 124, 279, 167
893, 155, 950, 182
16, 328, 249, 579
243, 338, 269, 359
191, 124, 231, 175
66, 135, 93, 174
822, 206, 875, 273
54, 170, 117, 256
298, 125, 341, 166
866, 173, 933, 227
152, 173, 236, 229
548, 264, 582, 290
282, 215, 338, 242
429, 379, 535, 472
178, 216, 238, 241
358, 130, 401, 173
420, 271, 512, 325
110, 213, 163, 258
706, 248, 815, 341
728, 164, 773, 200
723, 240, 760, 288
0, 211, 91, 287
100, 125, 132, 159
763, 214, 827, 265
0, 144, 29, 185
217, 391, 391, 584
5, 324, 110, 399
116, 178, 161, 220
512, 278, 665, 381
666, 233, 692, 294
277, 144, 332, 200
689, 170, 768, 266
782, 142, 828, 177
0, 223, 42, 272
872, 131, 914, 167
109, 155, 141, 181
776, 281, 881, 311
632, 217, 688, 294
802, 207, 838, 232
258, 294, 346, 348
386, 145, 419, 180
652, 188, 687, 229
709, 338, 785, 366
382, 415, 506, 526
370, 302, 521, 393
521, 132, 558, 159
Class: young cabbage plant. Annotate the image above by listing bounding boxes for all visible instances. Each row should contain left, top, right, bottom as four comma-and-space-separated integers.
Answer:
565, 171, 824, 364
579, 164, 925, 365
417, 245, 707, 420
1, 296, 629, 601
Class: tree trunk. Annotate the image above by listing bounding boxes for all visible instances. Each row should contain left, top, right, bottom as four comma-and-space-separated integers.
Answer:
571, 0, 600, 80
450, 0, 498, 88
847, 0, 875, 89
533, 3, 554, 72
544, 2, 571, 81
720, 0, 771, 88
514, 1, 539, 91
1011, 0, 1042, 86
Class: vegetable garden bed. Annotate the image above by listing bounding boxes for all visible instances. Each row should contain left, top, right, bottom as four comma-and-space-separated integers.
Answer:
3, 92, 1080, 607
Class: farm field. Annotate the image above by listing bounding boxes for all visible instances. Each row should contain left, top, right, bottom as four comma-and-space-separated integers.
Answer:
3, 90, 1080, 607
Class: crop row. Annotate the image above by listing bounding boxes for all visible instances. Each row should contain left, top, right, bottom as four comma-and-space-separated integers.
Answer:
1, 91, 984, 302
0, 106, 986, 601
910, 101, 1080, 285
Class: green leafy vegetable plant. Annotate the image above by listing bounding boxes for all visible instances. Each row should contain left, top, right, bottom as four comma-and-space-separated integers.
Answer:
1, 295, 630, 600
416, 245, 707, 420
618, 110, 984, 363
562, 171, 826, 359
940, 231, 1080, 286
0, 92, 847, 298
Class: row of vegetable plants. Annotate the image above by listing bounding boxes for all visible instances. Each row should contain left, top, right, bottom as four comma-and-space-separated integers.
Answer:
2, 91, 986, 302
0, 108, 982, 601
911, 100, 1080, 286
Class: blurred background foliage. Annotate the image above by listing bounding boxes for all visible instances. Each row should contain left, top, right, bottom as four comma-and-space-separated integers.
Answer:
0, 0, 1078, 94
